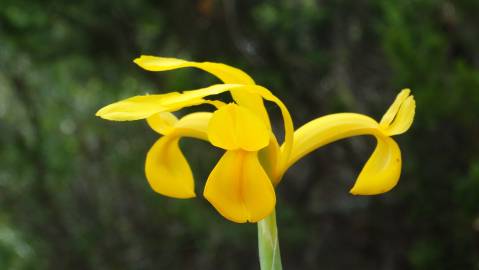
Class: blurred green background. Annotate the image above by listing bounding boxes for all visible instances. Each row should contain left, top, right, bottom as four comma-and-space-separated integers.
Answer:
0, 0, 478, 269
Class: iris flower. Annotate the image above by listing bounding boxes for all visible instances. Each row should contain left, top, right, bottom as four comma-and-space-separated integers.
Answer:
96, 56, 415, 224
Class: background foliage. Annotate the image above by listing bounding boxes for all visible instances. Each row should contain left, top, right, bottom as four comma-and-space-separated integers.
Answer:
0, 0, 478, 269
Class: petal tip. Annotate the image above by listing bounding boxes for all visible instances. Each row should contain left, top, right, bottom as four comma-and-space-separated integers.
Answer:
349, 185, 394, 196
380, 89, 416, 136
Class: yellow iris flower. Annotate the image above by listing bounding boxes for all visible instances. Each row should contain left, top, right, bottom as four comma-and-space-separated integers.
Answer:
96, 56, 415, 223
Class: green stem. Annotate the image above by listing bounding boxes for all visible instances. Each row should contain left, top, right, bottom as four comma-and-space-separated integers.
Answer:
257, 209, 283, 270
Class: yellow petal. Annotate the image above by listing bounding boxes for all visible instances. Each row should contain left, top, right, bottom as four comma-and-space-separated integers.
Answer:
284, 113, 380, 173
171, 112, 212, 141
147, 112, 178, 135
134, 55, 270, 126
230, 88, 271, 129
349, 135, 401, 195
258, 135, 281, 185
145, 136, 195, 199
96, 92, 204, 121
379, 89, 410, 128
133, 55, 255, 84
203, 150, 276, 223
382, 96, 416, 136
248, 86, 294, 170
208, 104, 269, 151
379, 89, 416, 136
281, 113, 401, 194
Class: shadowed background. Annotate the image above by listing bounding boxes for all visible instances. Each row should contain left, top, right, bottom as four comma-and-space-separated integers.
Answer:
0, 0, 478, 269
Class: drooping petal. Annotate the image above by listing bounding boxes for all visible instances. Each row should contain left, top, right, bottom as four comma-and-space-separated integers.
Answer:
279, 90, 415, 194
147, 112, 178, 135
349, 135, 401, 194
134, 55, 270, 126
143, 112, 212, 199
280, 113, 401, 194
145, 136, 195, 199
203, 150, 276, 223
208, 104, 269, 151
283, 113, 380, 173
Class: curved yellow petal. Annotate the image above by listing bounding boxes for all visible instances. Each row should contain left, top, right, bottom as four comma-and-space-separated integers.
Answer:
208, 104, 269, 151
134, 55, 270, 127
278, 90, 415, 193
281, 113, 400, 195
382, 96, 416, 136
379, 89, 416, 136
96, 92, 204, 121
143, 112, 212, 199
145, 136, 195, 199
379, 89, 411, 128
171, 112, 212, 141
258, 135, 281, 185
247, 86, 294, 170
147, 112, 178, 135
284, 113, 380, 173
134, 55, 255, 84
203, 150, 276, 223
349, 135, 401, 194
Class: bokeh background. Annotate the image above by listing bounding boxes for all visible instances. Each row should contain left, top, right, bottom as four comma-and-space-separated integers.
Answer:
0, 0, 478, 269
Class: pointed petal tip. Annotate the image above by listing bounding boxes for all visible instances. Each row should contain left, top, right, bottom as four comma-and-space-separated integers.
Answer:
349, 184, 395, 196
152, 187, 196, 199
133, 55, 149, 65
399, 88, 411, 96
164, 191, 197, 199
380, 88, 416, 136
95, 107, 113, 120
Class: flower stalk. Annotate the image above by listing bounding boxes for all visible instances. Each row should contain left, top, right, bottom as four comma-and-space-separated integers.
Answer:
258, 209, 282, 270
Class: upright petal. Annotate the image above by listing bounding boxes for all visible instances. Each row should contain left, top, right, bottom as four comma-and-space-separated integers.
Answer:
207, 104, 269, 151
145, 136, 195, 199
379, 89, 411, 128
382, 96, 415, 136
134, 55, 270, 126
203, 150, 276, 223
379, 89, 416, 135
